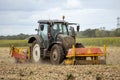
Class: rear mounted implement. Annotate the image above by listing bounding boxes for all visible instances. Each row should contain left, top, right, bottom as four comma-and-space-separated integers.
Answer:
10, 45, 31, 63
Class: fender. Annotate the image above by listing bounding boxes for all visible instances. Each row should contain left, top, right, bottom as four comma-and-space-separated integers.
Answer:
28, 35, 44, 48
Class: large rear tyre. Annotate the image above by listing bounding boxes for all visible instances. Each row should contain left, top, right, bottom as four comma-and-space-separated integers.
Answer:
31, 40, 41, 63
50, 44, 64, 65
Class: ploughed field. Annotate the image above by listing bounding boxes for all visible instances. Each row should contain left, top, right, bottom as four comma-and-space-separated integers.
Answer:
0, 47, 120, 80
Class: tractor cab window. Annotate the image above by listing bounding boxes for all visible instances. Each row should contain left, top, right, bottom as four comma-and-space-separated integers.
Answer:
52, 24, 59, 34
51, 23, 68, 36
40, 24, 48, 40
53, 24, 58, 30
59, 24, 68, 35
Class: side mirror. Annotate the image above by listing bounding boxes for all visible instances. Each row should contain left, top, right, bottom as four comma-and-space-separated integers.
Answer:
69, 26, 76, 39
35, 29, 38, 31
35, 28, 39, 34
40, 25, 44, 31
70, 26, 75, 35
77, 25, 80, 32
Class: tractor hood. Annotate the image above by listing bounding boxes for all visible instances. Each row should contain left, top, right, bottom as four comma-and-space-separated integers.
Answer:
57, 34, 75, 51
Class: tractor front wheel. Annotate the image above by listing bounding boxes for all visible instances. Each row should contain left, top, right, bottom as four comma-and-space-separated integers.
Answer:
50, 44, 64, 65
31, 40, 41, 63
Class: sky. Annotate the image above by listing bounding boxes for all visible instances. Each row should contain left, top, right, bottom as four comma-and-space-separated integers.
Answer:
0, 0, 120, 35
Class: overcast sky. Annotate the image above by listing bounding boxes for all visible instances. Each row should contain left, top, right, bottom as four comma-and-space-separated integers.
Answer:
0, 0, 120, 35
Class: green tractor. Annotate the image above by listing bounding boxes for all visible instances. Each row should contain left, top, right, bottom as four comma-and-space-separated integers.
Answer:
28, 20, 81, 64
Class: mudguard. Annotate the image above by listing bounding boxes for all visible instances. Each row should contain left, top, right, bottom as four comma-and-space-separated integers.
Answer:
28, 35, 44, 48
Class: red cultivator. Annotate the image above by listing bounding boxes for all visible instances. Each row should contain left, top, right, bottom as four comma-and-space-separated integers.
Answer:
64, 45, 107, 65
10, 45, 30, 63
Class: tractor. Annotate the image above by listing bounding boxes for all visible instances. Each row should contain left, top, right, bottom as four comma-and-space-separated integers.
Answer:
10, 18, 106, 65
28, 19, 82, 64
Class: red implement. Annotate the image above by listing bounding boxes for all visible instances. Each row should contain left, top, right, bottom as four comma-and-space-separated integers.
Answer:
12, 52, 26, 60
67, 48, 105, 57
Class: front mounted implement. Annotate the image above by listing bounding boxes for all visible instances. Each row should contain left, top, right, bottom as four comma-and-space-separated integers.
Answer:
64, 45, 107, 65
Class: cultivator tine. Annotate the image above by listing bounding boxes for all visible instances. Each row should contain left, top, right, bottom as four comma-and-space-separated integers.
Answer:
72, 44, 76, 65
9, 44, 14, 56
104, 44, 108, 64
27, 47, 31, 61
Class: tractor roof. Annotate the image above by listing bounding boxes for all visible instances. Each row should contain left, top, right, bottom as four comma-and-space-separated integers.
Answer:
38, 20, 67, 24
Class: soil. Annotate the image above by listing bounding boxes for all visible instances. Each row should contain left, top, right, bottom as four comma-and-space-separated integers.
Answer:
0, 47, 120, 80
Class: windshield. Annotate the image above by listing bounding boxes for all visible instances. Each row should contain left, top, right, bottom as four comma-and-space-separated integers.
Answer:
52, 23, 68, 35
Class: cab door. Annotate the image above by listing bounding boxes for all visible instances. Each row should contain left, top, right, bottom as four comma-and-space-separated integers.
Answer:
39, 24, 49, 48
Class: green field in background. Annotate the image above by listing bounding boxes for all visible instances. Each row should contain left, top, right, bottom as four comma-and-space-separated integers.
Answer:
0, 37, 120, 47
76, 37, 120, 47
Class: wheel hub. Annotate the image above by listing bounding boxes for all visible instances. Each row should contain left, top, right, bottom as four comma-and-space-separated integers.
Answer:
32, 44, 40, 62
52, 49, 58, 61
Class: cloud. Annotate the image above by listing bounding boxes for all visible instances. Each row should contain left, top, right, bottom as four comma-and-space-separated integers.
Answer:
0, 7, 119, 35
0, 25, 36, 35
0, 0, 120, 35
0, 0, 52, 11
81, 0, 120, 10
64, 0, 82, 9
0, 0, 120, 11
0, 11, 36, 25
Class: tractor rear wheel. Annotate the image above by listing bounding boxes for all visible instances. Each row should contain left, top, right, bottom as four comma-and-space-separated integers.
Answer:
31, 40, 41, 63
50, 44, 64, 65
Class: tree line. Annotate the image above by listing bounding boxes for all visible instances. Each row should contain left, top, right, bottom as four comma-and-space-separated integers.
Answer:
0, 33, 31, 40
78, 28, 120, 37
0, 28, 120, 40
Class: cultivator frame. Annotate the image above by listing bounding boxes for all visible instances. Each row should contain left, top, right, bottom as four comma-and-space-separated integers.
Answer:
10, 45, 31, 63
64, 45, 107, 65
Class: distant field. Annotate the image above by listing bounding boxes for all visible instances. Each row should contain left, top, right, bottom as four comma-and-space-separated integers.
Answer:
76, 37, 120, 47
0, 40, 28, 47
0, 37, 120, 47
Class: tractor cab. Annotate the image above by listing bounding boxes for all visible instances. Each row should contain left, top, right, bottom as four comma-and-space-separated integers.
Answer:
35, 20, 79, 49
